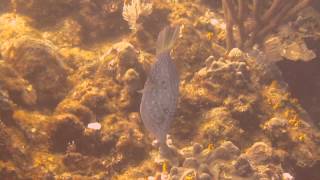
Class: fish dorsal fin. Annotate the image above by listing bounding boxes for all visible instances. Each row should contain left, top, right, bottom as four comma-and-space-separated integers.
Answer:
156, 25, 180, 56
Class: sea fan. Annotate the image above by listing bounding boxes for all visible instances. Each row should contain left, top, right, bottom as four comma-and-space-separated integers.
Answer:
122, 0, 153, 31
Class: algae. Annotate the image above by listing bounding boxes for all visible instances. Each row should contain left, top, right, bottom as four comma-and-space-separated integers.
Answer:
0, 0, 320, 179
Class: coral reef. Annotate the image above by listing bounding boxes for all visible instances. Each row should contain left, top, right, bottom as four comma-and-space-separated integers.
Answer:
2, 37, 71, 108
0, 61, 36, 107
13, 0, 79, 27
221, 0, 313, 50
75, 0, 126, 43
147, 141, 289, 180
0, 0, 319, 179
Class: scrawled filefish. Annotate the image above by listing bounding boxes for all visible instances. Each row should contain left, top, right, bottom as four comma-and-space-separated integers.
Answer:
140, 26, 180, 152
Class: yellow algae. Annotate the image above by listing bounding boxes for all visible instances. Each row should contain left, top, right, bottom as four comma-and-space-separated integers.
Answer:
12, 110, 51, 145
207, 143, 214, 151
184, 171, 196, 180
0, 161, 17, 173
297, 134, 306, 142
0, 13, 38, 43
32, 152, 63, 173
59, 47, 97, 62
263, 81, 288, 110
222, 171, 232, 179
183, 84, 209, 98
162, 161, 168, 173
115, 159, 157, 179
284, 109, 292, 119
206, 32, 214, 40
42, 18, 81, 48
288, 116, 301, 129
26, 84, 33, 92
282, 109, 301, 128
217, 30, 226, 41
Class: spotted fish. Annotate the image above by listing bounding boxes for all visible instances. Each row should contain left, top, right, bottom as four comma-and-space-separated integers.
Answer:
140, 26, 180, 149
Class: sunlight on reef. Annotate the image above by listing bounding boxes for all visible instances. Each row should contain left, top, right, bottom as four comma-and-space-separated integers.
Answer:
0, 0, 320, 179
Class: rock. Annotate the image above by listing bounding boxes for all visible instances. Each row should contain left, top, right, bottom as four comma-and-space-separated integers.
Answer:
76, 127, 109, 156
200, 107, 243, 144
170, 175, 179, 180
193, 143, 203, 155
0, 88, 15, 124
42, 18, 82, 47
65, 79, 120, 114
281, 41, 316, 62
292, 145, 315, 168
180, 169, 196, 180
182, 157, 198, 169
117, 43, 139, 69
0, 1, 319, 179
224, 94, 259, 129
43, 172, 55, 180
3, 37, 71, 108
97, 42, 143, 81
76, 0, 125, 42
254, 164, 283, 180
115, 133, 147, 162
228, 48, 245, 59
15, 0, 79, 27
0, 122, 28, 170
263, 117, 289, 140
12, 110, 50, 144
50, 114, 84, 152
250, 49, 284, 85
0, 163, 19, 180
96, 114, 148, 163
128, 112, 141, 124
194, 57, 250, 92
63, 152, 92, 171
170, 167, 179, 175
78, 86, 107, 114
113, 42, 145, 84
0, 122, 12, 161
282, 172, 294, 180
122, 68, 142, 92
135, 1, 170, 46
55, 100, 95, 125
172, 24, 213, 76
118, 88, 135, 110
245, 142, 273, 166
199, 173, 211, 180
0, 61, 37, 107
198, 163, 211, 174
207, 141, 240, 162
233, 156, 253, 176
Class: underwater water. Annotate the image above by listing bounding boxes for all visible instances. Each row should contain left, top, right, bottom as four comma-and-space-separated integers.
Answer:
0, 0, 320, 179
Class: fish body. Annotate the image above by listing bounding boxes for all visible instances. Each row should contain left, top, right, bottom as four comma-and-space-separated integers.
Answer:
140, 26, 180, 146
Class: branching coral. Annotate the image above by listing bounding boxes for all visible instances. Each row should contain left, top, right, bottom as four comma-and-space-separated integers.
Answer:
222, 0, 313, 51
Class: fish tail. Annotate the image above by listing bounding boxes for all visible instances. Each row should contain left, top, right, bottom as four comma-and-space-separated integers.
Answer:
156, 25, 180, 56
